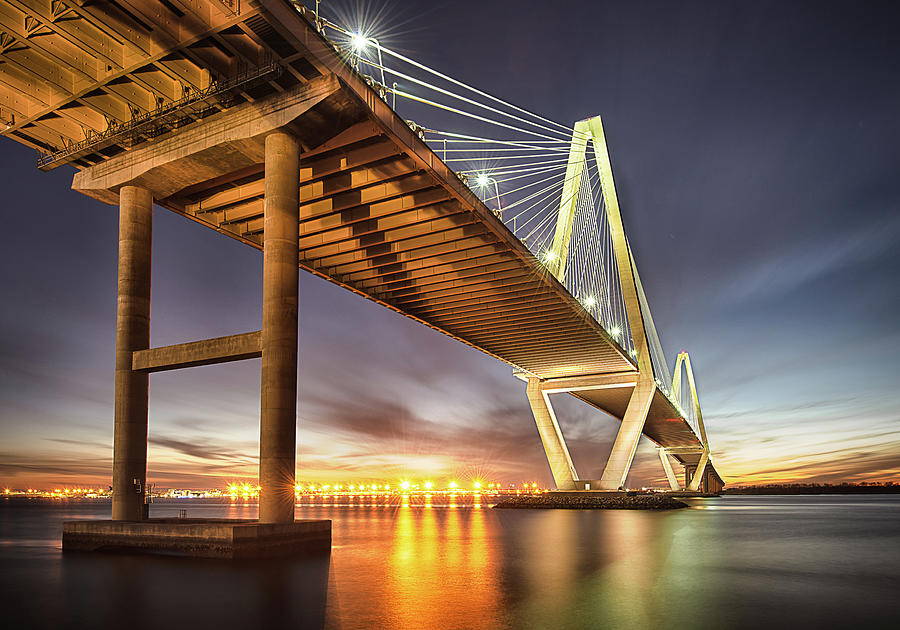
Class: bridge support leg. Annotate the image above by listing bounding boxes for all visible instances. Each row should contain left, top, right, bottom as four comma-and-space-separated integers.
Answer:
687, 450, 710, 492
525, 377, 578, 490
112, 186, 152, 521
598, 377, 655, 490
259, 131, 300, 524
658, 448, 681, 491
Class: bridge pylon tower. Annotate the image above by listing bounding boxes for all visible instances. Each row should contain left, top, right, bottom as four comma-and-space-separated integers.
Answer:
659, 351, 712, 491
523, 116, 658, 491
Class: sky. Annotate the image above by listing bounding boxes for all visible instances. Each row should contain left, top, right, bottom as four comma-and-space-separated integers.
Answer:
1, 0, 899, 489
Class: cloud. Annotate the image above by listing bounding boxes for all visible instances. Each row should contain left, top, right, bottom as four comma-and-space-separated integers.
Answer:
716, 214, 900, 307
149, 435, 257, 464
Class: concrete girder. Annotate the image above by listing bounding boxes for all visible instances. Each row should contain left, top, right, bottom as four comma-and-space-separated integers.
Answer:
385, 270, 535, 304
453, 329, 601, 351
186, 155, 420, 219
408, 291, 564, 321
430, 299, 571, 326
401, 281, 556, 315
406, 285, 567, 318
72, 74, 347, 203
536, 372, 639, 393
172, 126, 392, 207
447, 317, 595, 340
0, 3, 100, 81
244, 193, 459, 247
132, 330, 261, 372
298, 209, 473, 261
472, 335, 618, 357
321, 229, 498, 275
8, 0, 126, 68
211, 169, 432, 236
346, 248, 513, 286
1, 2, 259, 141
372, 258, 525, 295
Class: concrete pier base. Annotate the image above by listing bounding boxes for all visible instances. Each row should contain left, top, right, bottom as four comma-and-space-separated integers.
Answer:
62, 519, 331, 559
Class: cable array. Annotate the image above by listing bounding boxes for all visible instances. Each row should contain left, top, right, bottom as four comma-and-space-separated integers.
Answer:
298, 3, 692, 385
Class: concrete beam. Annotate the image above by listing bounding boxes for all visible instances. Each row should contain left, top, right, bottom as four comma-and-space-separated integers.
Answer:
132, 331, 262, 373
538, 372, 639, 393
71, 74, 348, 203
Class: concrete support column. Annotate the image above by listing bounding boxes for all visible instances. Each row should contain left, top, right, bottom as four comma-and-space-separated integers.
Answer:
259, 130, 300, 524
598, 377, 655, 490
112, 186, 152, 521
525, 377, 578, 490
684, 465, 695, 489
687, 450, 710, 492
658, 449, 681, 491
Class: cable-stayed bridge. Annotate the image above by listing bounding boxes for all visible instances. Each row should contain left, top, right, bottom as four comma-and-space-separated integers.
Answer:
1, 0, 722, 532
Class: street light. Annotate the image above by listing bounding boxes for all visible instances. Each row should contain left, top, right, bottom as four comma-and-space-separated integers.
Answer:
349, 31, 386, 89
473, 172, 503, 219
350, 32, 368, 52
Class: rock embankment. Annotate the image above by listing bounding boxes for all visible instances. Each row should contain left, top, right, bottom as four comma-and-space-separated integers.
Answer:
493, 493, 688, 510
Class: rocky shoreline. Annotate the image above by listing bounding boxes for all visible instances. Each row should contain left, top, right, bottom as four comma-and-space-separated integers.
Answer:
493, 492, 689, 510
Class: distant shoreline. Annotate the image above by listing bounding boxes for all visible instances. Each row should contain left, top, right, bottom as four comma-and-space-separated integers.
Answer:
724, 484, 898, 495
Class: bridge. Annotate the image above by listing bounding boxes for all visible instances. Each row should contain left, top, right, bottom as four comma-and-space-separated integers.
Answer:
0, 0, 722, 541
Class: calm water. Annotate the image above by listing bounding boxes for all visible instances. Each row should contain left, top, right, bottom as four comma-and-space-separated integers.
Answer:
1, 495, 898, 629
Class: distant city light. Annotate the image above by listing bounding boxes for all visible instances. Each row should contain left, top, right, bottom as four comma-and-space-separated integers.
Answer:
1, 480, 557, 499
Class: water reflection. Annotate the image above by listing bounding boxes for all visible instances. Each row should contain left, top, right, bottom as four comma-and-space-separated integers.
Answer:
5, 496, 898, 629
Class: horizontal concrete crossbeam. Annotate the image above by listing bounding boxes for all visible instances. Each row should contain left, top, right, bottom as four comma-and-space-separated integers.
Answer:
132, 331, 262, 373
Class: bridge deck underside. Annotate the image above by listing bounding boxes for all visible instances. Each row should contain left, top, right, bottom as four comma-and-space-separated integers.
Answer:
571, 386, 722, 482
573, 388, 702, 450
1, 0, 712, 460
160, 120, 636, 380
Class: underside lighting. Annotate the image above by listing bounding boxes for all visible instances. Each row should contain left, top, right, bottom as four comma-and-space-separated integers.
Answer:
584, 295, 596, 308
475, 173, 491, 187
610, 326, 621, 337
543, 251, 557, 263
629, 349, 637, 357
